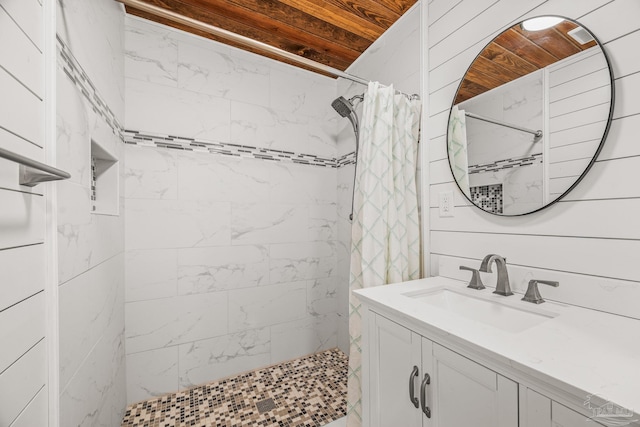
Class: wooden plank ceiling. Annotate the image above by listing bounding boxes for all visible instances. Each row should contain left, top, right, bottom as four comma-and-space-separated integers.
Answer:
124, 0, 418, 75
455, 20, 597, 104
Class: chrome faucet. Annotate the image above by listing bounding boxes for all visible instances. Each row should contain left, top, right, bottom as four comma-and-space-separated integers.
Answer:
479, 254, 513, 296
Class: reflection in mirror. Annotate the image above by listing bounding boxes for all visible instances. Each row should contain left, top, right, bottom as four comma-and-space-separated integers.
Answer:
447, 16, 614, 216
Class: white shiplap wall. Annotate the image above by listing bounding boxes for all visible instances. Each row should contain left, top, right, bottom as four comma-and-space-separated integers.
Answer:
427, 0, 640, 319
0, 0, 49, 426
547, 46, 612, 198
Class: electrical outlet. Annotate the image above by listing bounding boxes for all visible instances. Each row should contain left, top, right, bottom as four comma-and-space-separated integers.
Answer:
439, 191, 454, 217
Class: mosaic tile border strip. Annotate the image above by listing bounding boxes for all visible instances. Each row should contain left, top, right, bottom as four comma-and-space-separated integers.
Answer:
125, 129, 357, 169
469, 152, 542, 175
121, 348, 348, 427
57, 35, 124, 140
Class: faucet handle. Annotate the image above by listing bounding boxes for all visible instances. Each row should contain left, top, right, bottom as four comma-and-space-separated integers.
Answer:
459, 266, 485, 290
522, 280, 559, 304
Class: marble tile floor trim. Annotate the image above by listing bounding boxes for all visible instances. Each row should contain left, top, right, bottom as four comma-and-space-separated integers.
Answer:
121, 348, 348, 427
124, 129, 357, 169
57, 34, 125, 140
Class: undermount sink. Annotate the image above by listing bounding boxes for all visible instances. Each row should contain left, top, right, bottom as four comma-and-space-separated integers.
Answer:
404, 287, 557, 333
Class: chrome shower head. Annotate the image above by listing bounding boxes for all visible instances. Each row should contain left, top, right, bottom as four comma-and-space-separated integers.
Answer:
331, 96, 355, 118
331, 94, 364, 117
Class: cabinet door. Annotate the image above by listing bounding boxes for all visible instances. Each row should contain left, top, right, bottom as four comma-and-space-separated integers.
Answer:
422, 342, 518, 427
369, 314, 422, 427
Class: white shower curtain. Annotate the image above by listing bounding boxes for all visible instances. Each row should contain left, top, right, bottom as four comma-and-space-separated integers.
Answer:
346, 82, 422, 427
447, 105, 470, 197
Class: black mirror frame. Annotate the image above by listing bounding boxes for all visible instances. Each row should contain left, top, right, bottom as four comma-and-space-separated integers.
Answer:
446, 15, 616, 217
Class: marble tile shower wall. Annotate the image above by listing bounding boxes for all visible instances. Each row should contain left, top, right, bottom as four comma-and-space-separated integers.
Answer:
124, 16, 340, 404
56, 0, 126, 425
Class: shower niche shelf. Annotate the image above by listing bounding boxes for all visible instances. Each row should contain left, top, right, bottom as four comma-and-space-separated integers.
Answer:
91, 140, 119, 216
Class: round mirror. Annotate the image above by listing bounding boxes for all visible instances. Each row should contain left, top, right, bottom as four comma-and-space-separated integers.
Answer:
447, 16, 614, 216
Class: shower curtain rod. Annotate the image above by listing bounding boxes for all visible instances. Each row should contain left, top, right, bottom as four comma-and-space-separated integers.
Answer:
465, 111, 543, 139
118, 0, 371, 86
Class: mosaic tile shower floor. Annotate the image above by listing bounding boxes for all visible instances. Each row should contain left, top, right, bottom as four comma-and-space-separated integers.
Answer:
121, 348, 348, 427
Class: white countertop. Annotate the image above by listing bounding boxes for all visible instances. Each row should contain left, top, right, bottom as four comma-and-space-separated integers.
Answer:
354, 276, 640, 421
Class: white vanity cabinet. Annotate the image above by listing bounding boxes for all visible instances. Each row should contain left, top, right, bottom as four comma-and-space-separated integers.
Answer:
368, 313, 518, 427
519, 387, 605, 427
357, 277, 640, 427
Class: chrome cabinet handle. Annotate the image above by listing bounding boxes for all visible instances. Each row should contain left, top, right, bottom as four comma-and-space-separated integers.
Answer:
409, 365, 419, 408
420, 373, 431, 418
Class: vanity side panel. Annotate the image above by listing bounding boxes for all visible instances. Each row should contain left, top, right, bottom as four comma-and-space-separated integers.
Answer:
520, 386, 552, 427
552, 401, 606, 427
427, 0, 640, 319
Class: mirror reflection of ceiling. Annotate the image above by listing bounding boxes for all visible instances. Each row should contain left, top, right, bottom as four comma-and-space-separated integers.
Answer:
455, 20, 597, 104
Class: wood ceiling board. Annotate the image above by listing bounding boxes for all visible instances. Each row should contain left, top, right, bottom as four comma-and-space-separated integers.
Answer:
374, 0, 415, 16
128, 0, 354, 70
458, 66, 511, 95
184, 0, 371, 55
493, 29, 560, 69
472, 56, 528, 84
124, 0, 418, 75
127, 7, 339, 76
277, 0, 387, 41
455, 80, 492, 104
479, 43, 538, 77
328, 0, 401, 26
515, 27, 581, 60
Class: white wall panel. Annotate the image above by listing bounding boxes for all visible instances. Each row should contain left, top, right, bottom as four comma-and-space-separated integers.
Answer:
0, 69, 43, 146
578, 0, 640, 44
9, 386, 47, 427
0, 244, 45, 311
0, 0, 43, 50
549, 122, 607, 149
428, 0, 462, 26
0, 190, 45, 250
562, 156, 640, 201
549, 70, 609, 103
0, 341, 46, 427
599, 115, 640, 160
429, 135, 447, 162
429, 0, 498, 48
0, 7, 43, 98
613, 72, 640, 119
549, 140, 600, 164
430, 230, 639, 282
430, 198, 640, 240
0, 0, 48, 425
605, 28, 640, 78
0, 292, 45, 374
